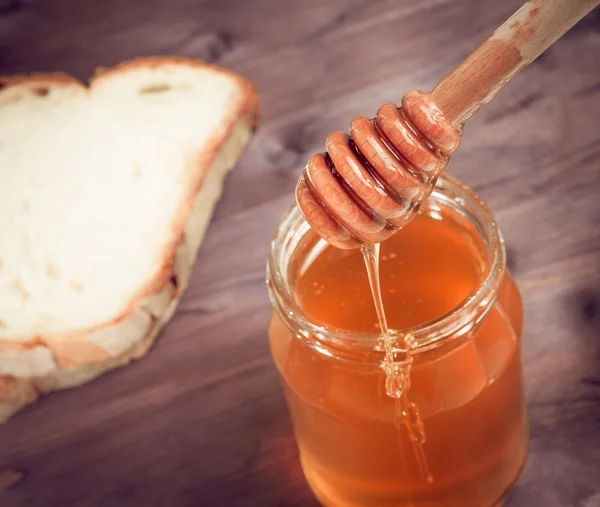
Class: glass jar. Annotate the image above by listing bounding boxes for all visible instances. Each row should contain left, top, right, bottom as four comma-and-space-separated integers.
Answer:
267, 174, 528, 507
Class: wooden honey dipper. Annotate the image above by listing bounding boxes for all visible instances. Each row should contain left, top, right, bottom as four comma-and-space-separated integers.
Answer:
296, 0, 599, 249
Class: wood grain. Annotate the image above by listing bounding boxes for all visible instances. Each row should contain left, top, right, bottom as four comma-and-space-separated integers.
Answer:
1, 0, 599, 506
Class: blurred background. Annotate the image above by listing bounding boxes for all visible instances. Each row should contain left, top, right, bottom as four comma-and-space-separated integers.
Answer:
0, 0, 599, 506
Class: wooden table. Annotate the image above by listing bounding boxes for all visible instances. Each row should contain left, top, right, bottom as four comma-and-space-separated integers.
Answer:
1, 0, 599, 505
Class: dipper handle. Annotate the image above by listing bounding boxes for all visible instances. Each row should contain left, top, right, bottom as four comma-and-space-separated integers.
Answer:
433, 0, 600, 125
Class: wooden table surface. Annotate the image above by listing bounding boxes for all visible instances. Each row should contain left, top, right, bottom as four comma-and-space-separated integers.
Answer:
1, 0, 599, 506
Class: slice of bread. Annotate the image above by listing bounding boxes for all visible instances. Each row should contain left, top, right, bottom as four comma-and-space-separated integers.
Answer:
0, 57, 258, 422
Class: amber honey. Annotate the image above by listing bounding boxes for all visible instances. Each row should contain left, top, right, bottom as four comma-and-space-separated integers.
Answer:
268, 176, 528, 506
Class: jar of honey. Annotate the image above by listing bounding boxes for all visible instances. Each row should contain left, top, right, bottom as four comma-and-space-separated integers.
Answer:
267, 174, 529, 507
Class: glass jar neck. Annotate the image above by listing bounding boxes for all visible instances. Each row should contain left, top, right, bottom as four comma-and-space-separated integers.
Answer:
267, 174, 506, 354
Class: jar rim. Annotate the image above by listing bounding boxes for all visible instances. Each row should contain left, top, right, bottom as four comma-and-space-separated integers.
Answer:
267, 174, 506, 352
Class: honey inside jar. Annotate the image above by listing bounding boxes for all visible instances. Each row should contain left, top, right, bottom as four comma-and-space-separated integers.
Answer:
295, 211, 484, 333
268, 179, 528, 507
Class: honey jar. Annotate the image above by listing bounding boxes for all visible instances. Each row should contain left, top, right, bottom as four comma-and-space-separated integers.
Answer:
267, 174, 528, 507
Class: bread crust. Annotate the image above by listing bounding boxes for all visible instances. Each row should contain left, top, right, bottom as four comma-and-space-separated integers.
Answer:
0, 57, 258, 421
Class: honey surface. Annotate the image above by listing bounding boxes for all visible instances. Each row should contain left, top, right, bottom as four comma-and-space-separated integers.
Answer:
295, 211, 484, 333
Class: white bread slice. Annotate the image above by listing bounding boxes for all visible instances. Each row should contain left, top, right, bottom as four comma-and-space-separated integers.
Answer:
0, 57, 258, 421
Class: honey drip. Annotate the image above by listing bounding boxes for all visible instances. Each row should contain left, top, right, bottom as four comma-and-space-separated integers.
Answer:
361, 243, 433, 485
